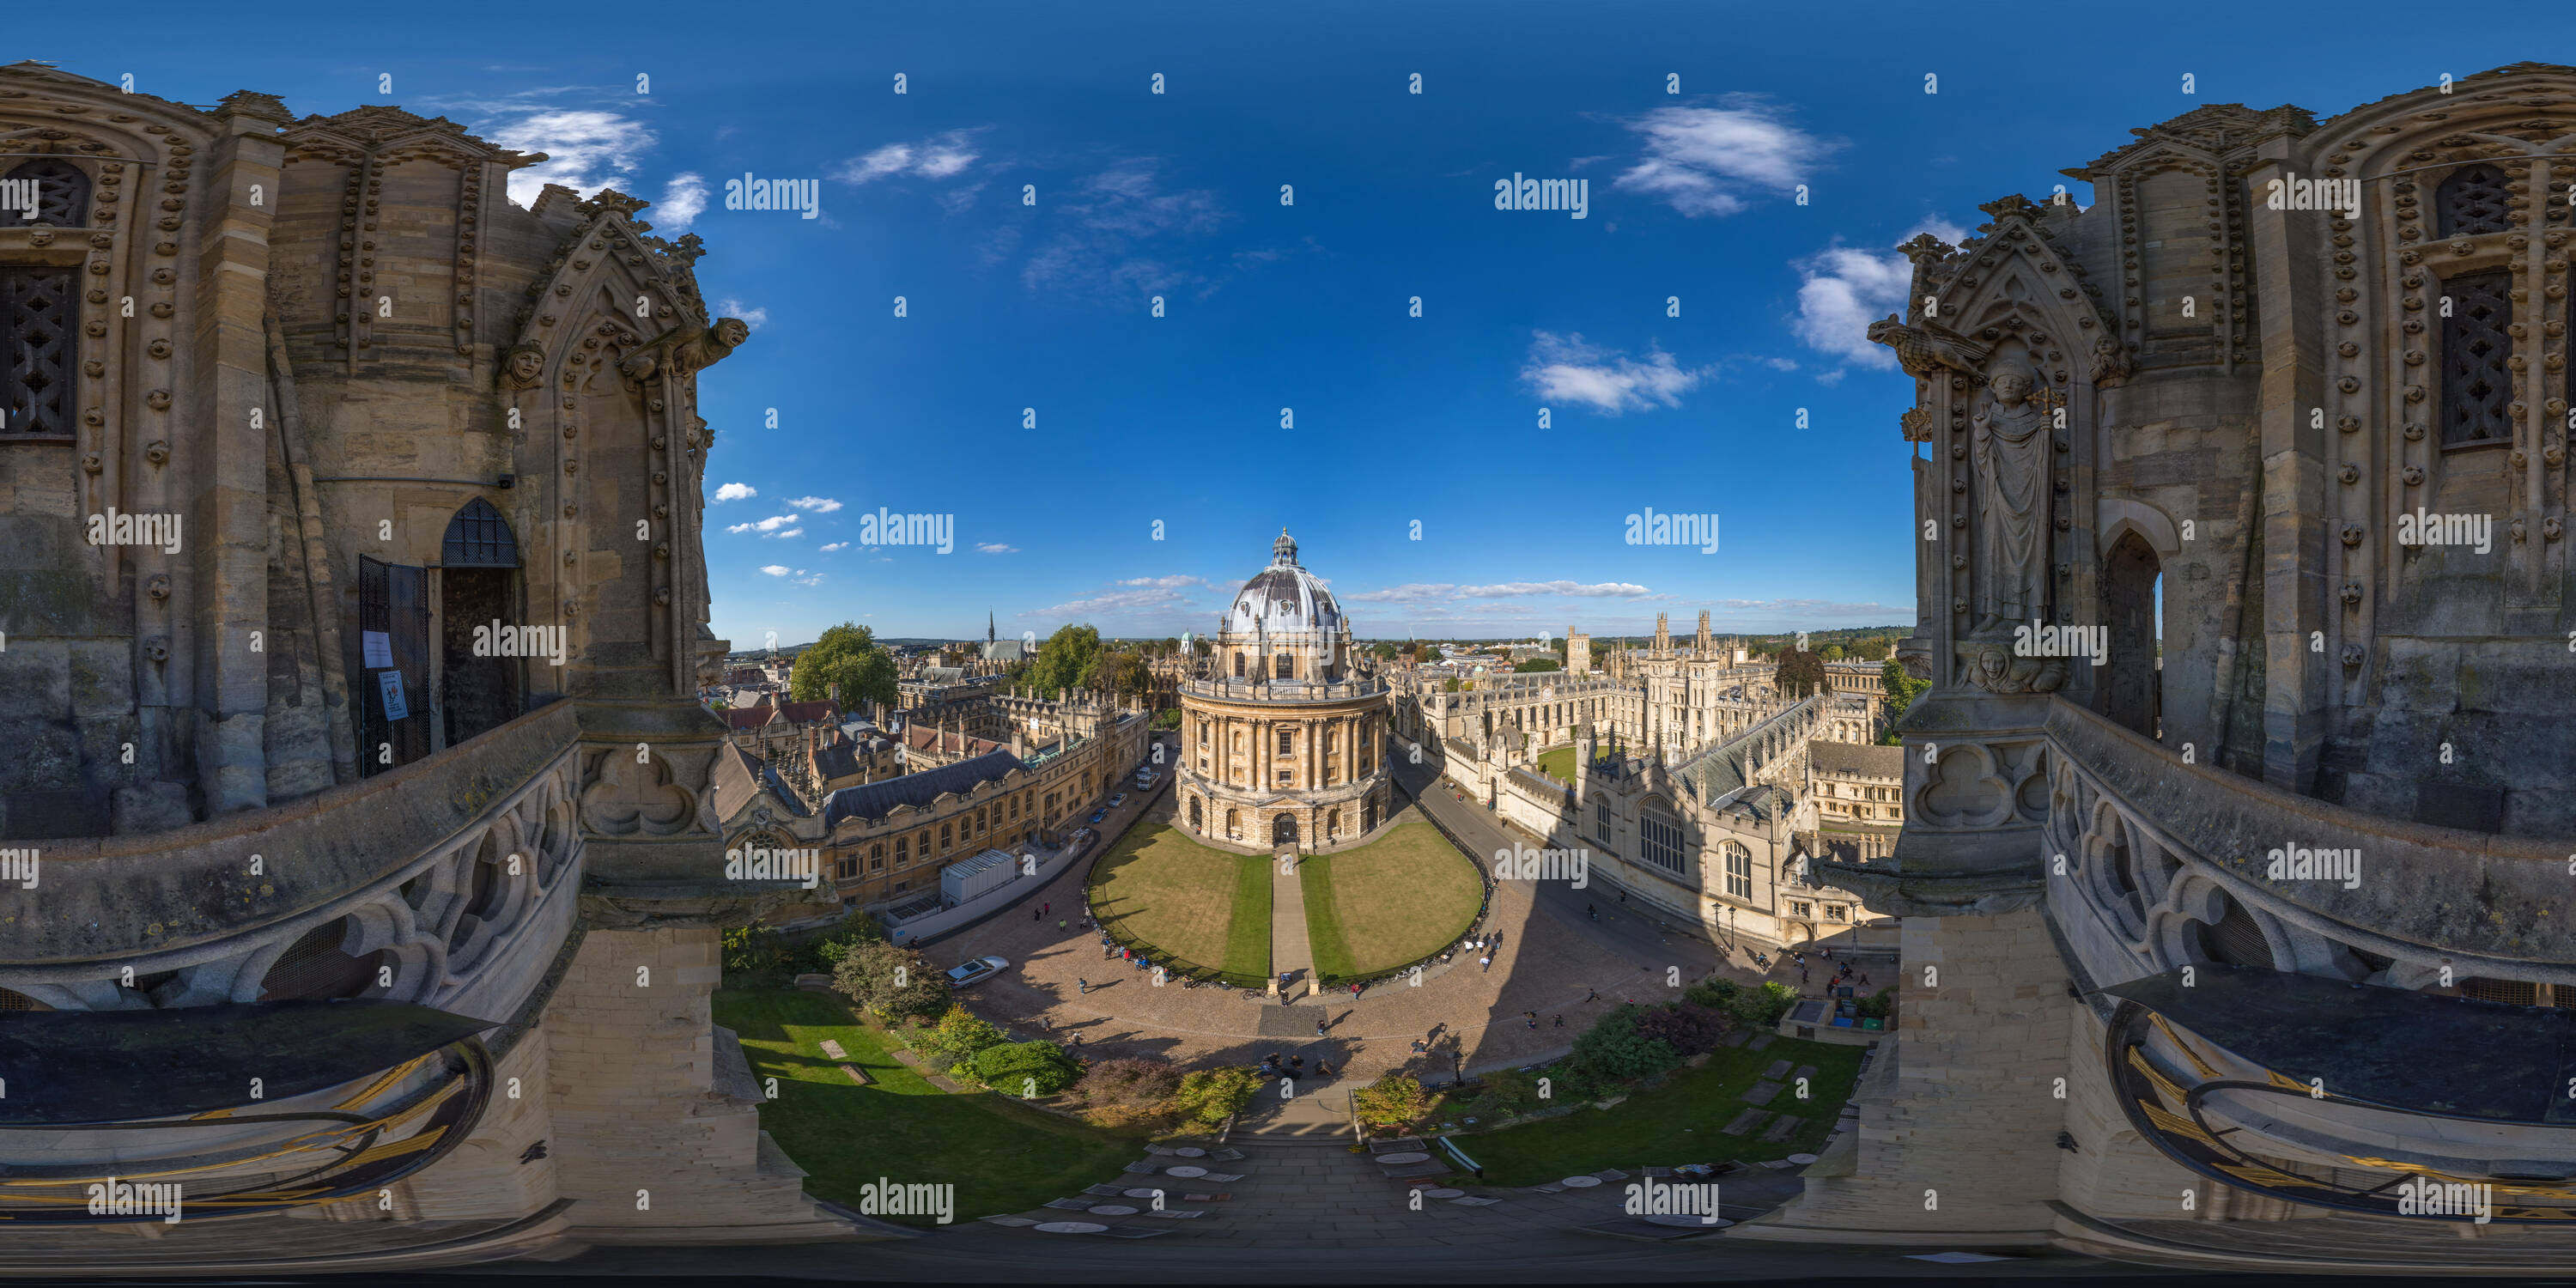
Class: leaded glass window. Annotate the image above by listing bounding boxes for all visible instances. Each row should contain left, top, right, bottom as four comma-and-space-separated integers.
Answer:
2439, 270, 2512, 445
2436, 164, 2510, 239
0, 267, 71, 436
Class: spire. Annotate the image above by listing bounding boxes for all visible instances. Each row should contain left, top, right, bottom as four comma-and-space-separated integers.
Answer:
988, 609, 995, 644
1273, 528, 1299, 567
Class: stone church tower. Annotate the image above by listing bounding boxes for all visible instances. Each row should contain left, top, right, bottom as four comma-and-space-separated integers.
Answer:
1747, 64, 2576, 1271
0, 66, 868, 1268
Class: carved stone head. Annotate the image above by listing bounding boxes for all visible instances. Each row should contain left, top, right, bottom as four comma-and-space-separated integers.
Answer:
500, 344, 545, 392
1988, 368, 2034, 405
713, 318, 750, 349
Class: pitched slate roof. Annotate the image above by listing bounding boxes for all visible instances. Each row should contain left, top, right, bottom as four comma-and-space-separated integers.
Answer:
711, 742, 807, 820
901, 725, 1004, 758
820, 750, 1025, 829
1808, 741, 1905, 779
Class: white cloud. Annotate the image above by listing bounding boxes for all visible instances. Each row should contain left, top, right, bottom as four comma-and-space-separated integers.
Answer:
767, 527, 804, 540
786, 496, 841, 512
658, 172, 708, 231
484, 109, 658, 207
759, 565, 792, 577
1790, 219, 1970, 370
1117, 574, 1214, 589
1519, 332, 1710, 415
793, 574, 824, 586
712, 482, 756, 503
1018, 161, 1230, 297
976, 543, 1019, 555
1352, 580, 1656, 604
714, 298, 769, 330
1613, 100, 1839, 218
820, 542, 848, 552
1036, 584, 1198, 617
726, 513, 798, 535
835, 130, 985, 185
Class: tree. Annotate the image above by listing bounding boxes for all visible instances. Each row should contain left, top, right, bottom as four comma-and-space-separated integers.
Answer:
1441, 677, 1464, 693
830, 940, 951, 1023
1091, 649, 1150, 701
1171, 1066, 1263, 1127
914, 1004, 1008, 1064
1774, 648, 1827, 699
1370, 641, 1402, 664
1881, 659, 1930, 742
1074, 1056, 1184, 1127
790, 622, 897, 712
1026, 623, 1104, 697
1513, 658, 1560, 673
1820, 644, 1845, 661
1351, 1072, 1429, 1127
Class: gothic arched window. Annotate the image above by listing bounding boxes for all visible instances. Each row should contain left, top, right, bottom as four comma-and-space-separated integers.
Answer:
440, 496, 519, 567
2435, 164, 2510, 239
2439, 270, 2512, 446
0, 264, 70, 436
1, 158, 89, 228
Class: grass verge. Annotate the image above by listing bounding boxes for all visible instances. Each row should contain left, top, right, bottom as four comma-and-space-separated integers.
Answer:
713, 987, 1138, 1224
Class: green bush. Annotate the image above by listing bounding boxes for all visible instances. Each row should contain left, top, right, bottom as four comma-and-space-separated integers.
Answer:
1855, 987, 1896, 1021
1476, 1067, 1550, 1118
1352, 1072, 1430, 1127
1684, 978, 1741, 1009
1569, 1006, 1680, 1086
1725, 980, 1798, 1028
971, 1041, 1081, 1097
1074, 1057, 1183, 1127
1171, 1066, 1262, 1127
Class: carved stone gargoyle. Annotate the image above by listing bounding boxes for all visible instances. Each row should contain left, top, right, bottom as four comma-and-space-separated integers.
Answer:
617, 318, 750, 383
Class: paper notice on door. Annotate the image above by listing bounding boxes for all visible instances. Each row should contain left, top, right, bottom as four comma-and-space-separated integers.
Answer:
378, 669, 410, 721
361, 629, 393, 669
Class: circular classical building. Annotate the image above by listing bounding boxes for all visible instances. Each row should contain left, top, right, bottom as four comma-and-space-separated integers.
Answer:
1178, 531, 1392, 849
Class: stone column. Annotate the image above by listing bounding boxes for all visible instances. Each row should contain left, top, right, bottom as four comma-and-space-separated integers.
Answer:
2244, 138, 2331, 794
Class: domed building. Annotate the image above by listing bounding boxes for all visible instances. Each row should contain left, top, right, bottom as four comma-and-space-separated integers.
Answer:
1178, 531, 1392, 849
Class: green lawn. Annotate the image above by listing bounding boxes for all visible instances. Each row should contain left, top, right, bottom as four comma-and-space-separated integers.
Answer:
1301, 820, 1483, 979
1533, 745, 1576, 783
1088, 820, 1269, 982
1450, 1036, 1863, 1184
712, 987, 1138, 1224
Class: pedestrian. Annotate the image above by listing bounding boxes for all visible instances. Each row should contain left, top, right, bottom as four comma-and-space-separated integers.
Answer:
1070, 1031, 1082, 1047
1352, 981, 1364, 998
1586, 903, 1597, 921
1058, 919, 1066, 932
1316, 1019, 1327, 1037
1860, 971, 1870, 987
1040, 1015, 1052, 1030
1479, 954, 1492, 973
1034, 906, 1042, 922
1584, 987, 1599, 1003
1078, 977, 1089, 995
1552, 1014, 1564, 1028
1315, 1060, 1334, 1077
1411, 1037, 1429, 1054
1523, 1011, 1537, 1030
1619, 890, 1627, 904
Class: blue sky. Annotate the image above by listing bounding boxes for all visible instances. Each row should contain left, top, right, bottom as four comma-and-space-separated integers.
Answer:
49, 3, 2569, 644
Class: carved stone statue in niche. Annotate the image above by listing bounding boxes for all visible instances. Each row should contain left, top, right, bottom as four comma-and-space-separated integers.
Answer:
1971, 361, 2050, 635
617, 317, 750, 383
2087, 335, 2129, 388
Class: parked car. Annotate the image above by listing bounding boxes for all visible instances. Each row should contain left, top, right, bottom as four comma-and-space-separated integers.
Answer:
1089, 809, 1107, 824
1109, 793, 1127, 808
945, 956, 1009, 987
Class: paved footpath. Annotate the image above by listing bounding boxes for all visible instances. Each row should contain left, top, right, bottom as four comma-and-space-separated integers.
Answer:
1270, 851, 1313, 1003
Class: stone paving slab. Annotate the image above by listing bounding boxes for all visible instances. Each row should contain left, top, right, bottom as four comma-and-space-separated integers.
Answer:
1741, 1080, 1783, 1107
1257, 1005, 1333, 1037
1719, 1030, 1750, 1047
1792, 1063, 1818, 1081
1762, 1060, 1793, 1079
1749, 1032, 1777, 1050
1759, 1114, 1802, 1143
1722, 1108, 1771, 1136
